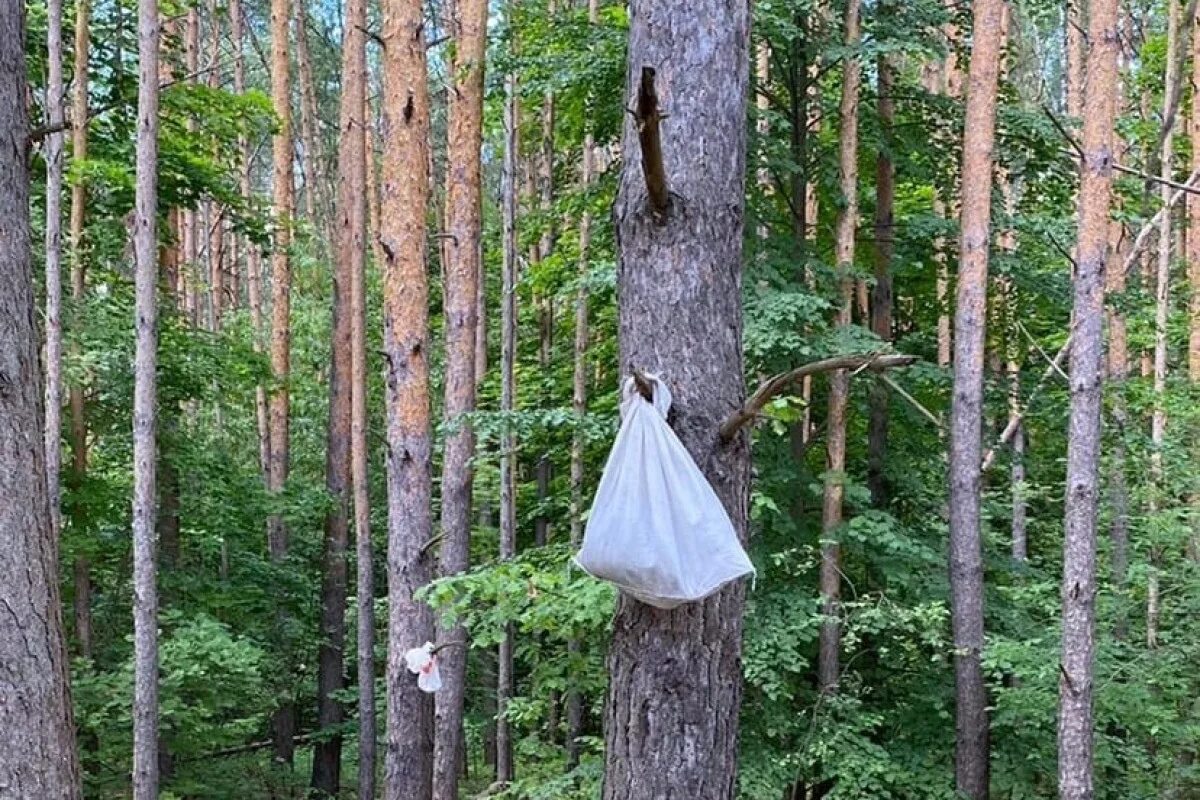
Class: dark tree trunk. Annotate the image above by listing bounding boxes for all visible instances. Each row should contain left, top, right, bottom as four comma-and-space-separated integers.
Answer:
601, 0, 751, 797
0, 5, 83, 791
1058, 0, 1120, 796
947, 0, 1006, 796
867, 46, 895, 508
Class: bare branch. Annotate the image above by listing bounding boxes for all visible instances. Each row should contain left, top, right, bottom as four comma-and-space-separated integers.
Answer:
720, 353, 917, 442
635, 66, 669, 217
981, 334, 1071, 472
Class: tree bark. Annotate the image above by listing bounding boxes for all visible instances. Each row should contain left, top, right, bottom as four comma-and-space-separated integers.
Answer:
311, 0, 358, 787
44, 0, 66, 542
497, 62, 519, 790
0, 4, 82, 791
380, 0, 435, 794
431, 0, 486, 793
1057, 0, 1119, 794
183, 5, 199, 324
947, 1, 1006, 796
867, 43, 895, 508
295, 0, 322, 223
130, 0, 161, 792
601, 0, 751, 797
206, 0, 223, 332
1065, 0, 1085, 119
817, 0, 861, 697
68, 0, 92, 661
1189, 7, 1200, 563
268, 0, 296, 768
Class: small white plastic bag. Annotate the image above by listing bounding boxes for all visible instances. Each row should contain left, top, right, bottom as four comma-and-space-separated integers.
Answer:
574, 374, 754, 609
404, 642, 443, 693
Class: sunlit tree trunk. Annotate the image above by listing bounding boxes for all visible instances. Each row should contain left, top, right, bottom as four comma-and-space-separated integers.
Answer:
947, 1, 1006, 796
601, 0, 751, 796
130, 0, 161, 792
68, 0, 92, 660
431, 0, 485, 792
268, 0, 297, 768
311, 0, 359, 786
0, 2, 82, 790
1148, 0, 1181, 650
380, 0, 435, 793
1058, 0, 1119, 794
818, 0, 861, 697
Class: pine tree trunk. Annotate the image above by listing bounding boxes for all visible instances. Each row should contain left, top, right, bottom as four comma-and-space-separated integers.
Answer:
867, 44, 894, 508
311, 1, 358, 785
44, 0, 66, 541
380, 0, 435, 794
431, 0, 485, 793
295, 0, 322, 222
947, 1, 1006, 796
68, 0, 92, 661
601, 0, 751, 796
130, 0, 161, 792
497, 63, 519, 790
206, 0, 223, 331
818, 0, 861, 697
268, 0, 296, 768
183, 6, 199, 324
1148, 0, 1181, 649
1188, 8, 1200, 564
0, 5, 82, 790
1058, 0, 1119, 794
1065, 0, 1085, 119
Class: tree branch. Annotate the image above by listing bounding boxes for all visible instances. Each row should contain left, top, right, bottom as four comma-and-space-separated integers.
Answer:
720, 353, 917, 442
635, 66, 669, 218
981, 334, 1071, 472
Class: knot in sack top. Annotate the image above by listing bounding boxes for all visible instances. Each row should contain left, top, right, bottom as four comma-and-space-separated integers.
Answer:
622, 372, 672, 420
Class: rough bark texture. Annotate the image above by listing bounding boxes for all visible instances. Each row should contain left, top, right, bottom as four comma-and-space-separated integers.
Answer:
947, 0, 1005, 795
130, 0, 161, 793
1058, 0, 1119, 795
497, 65, 519, 790
432, 0, 486, 794
867, 45, 895, 509
1189, 9, 1200, 563
380, 0, 435, 795
44, 0, 66, 540
295, 0, 323, 223
0, 6, 82, 792
1065, 0, 1085, 119
601, 0, 751, 797
311, 0, 358, 785
68, 0, 92, 660
818, 0, 861, 697
268, 0, 296, 767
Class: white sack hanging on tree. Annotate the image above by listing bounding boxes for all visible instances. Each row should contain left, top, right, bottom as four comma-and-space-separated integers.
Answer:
575, 373, 755, 609
404, 642, 443, 693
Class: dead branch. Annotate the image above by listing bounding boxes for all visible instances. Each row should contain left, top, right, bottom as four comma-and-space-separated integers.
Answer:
635, 66, 669, 217
720, 353, 917, 442
981, 333, 1071, 472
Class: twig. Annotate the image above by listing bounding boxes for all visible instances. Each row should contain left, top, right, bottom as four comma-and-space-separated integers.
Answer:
1121, 166, 1200, 279
1018, 321, 1069, 382
879, 374, 942, 429
720, 353, 918, 442
981, 334, 1071, 472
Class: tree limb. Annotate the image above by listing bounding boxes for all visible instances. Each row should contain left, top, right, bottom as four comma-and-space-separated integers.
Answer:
981, 334, 1071, 472
720, 353, 917, 442
635, 66, 669, 217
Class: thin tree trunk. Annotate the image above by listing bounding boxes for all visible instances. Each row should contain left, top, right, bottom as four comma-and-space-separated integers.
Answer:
497, 62, 519, 790
431, 0, 486, 793
268, 0, 296, 768
1065, 0, 1085, 118
1057, 0, 1119, 794
295, 0, 321, 221
311, 1, 358, 785
947, 1, 1006, 796
68, 0, 92, 661
1106, 203, 1130, 630
1188, 8, 1200, 563
380, 0, 435, 794
0, 3, 82, 790
567, 0, 599, 768
130, 0, 161, 791
44, 0, 66, 538
867, 43, 894, 508
818, 0, 861, 697
601, 0, 751, 796
206, 0, 223, 332
1148, 0, 1181, 649
183, 6, 199, 324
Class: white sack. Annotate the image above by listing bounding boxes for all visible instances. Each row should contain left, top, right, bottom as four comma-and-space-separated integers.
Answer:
574, 374, 754, 609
